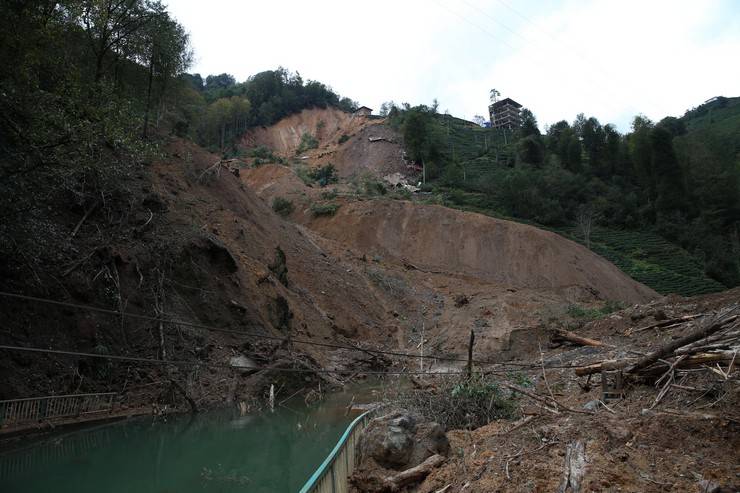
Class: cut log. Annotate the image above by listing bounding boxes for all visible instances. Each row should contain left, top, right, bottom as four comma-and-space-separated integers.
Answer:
383, 454, 445, 490
551, 329, 608, 347
627, 312, 739, 374
558, 440, 586, 493
575, 351, 736, 377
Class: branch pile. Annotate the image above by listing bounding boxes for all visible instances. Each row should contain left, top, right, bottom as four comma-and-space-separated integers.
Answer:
576, 305, 739, 379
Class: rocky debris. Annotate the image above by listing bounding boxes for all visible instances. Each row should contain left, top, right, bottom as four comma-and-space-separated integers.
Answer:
383, 172, 419, 193
358, 412, 449, 470
352, 412, 450, 492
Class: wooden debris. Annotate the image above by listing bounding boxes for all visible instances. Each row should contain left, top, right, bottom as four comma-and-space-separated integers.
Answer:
629, 314, 701, 334
551, 329, 608, 347
558, 440, 586, 493
382, 454, 445, 490
627, 311, 739, 374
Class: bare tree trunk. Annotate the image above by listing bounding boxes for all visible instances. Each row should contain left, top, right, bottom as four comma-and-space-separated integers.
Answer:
142, 58, 154, 138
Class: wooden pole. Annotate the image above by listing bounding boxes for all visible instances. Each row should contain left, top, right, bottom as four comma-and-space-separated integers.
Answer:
467, 330, 475, 380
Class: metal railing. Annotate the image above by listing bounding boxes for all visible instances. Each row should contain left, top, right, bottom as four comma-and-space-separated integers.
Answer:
299, 410, 372, 493
0, 392, 116, 428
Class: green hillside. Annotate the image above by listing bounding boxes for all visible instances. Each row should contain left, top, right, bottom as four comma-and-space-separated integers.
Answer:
424, 188, 728, 297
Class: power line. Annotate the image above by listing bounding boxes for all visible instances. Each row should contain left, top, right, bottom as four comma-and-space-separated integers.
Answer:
0, 291, 497, 366
0, 291, 583, 370
430, 0, 642, 121
0, 344, 476, 376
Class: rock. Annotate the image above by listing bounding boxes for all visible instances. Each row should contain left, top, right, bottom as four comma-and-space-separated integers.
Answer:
229, 355, 256, 374
583, 399, 601, 411
358, 412, 449, 470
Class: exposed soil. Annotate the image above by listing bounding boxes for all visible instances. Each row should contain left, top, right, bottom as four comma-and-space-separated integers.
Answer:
353, 289, 740, 492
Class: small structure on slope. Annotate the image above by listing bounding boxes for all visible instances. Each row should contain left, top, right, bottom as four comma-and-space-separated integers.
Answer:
354, 106, 373, 117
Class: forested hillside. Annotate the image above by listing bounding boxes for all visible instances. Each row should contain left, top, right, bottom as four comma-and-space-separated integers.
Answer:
0, 1, 354, 290
385, 98, 740, 293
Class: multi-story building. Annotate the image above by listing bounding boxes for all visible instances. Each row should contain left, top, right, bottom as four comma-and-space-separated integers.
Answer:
488, 98, 522, 129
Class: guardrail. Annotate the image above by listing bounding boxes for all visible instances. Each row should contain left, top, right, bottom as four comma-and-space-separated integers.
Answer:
0, 392, 116, 428
299, 410, 372, 493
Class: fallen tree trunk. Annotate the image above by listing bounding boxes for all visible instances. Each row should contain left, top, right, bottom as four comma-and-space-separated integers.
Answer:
383, 454, 445, 490
551, 329, 608, 347
575, 351, 736, 377
627, 312, 738, 374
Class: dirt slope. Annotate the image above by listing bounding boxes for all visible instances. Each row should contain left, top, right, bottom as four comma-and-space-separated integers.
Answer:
241, 107, 410, 179
241, 107, 369, 156
307, 200, 656, 303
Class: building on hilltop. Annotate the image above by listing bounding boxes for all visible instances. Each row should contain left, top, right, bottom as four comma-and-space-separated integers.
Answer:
488, 98, 522, 129
354, 106, 373, 117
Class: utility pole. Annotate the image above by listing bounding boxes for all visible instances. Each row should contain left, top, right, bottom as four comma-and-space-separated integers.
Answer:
466, 330, 475, 380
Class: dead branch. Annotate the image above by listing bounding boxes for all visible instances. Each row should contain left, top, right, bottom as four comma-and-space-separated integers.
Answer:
382, 454, 445, 491
69, 200, 99, 239
629, 314, 701, 334
628, 310, 739, 374
503, 383, 593, 415
551, 329, 608, 347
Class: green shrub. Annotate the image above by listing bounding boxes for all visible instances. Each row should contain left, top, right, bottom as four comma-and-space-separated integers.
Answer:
296, 133, 319, 154
320, 189, 338, 200
272, 197, 294, 217
567, 300, 625, 320
338, 134, 350, 144
363, 179, 387, 196
308, 164, 338, 187
310, 202, 339, 216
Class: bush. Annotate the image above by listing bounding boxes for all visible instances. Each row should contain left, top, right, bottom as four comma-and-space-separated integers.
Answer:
320, 189, 338, 200
310, 202, 339, 216
296, 133, 319, 154
363, 178, 387, 196
308, 164, 338, 187
566, 300, 624, 320
392, 374, 518, 430
272, 197, 294, 217
338, 134, 350, 144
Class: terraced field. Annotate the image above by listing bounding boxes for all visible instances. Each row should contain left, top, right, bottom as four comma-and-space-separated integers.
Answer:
559, 227, 726, 296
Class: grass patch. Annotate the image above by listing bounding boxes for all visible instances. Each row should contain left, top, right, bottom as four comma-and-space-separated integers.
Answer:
296, 133, 319, 154
310, 202, 339, 217
271, 197, 294, 217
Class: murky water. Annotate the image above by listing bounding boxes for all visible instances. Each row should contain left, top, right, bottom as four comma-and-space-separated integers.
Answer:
0, 384, 384, 493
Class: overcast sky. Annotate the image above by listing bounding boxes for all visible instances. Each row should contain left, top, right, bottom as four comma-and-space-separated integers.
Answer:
167, 0, 740, 132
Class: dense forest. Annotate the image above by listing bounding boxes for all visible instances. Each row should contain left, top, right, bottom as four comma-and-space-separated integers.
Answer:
386, 98, 740, 288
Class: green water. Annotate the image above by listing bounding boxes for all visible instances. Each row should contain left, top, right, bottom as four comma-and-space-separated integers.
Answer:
0, 387, 380, 493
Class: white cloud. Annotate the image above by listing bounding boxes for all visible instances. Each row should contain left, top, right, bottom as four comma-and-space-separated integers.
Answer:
167, 0, 740, 132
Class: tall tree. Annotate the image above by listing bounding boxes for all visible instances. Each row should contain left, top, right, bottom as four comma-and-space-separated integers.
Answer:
650, 126, 686, 215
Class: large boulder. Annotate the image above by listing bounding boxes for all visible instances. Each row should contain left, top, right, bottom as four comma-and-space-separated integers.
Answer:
358, 411, 449, 470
